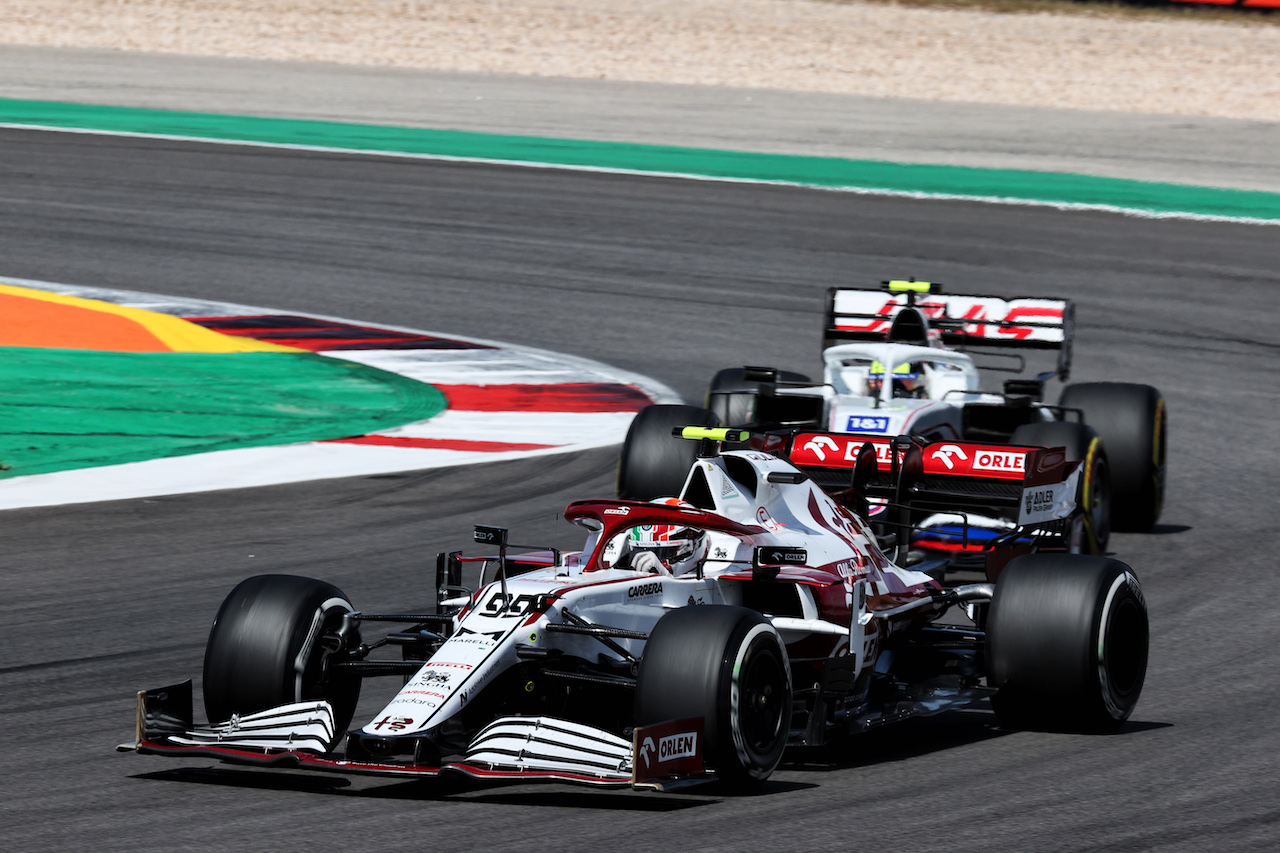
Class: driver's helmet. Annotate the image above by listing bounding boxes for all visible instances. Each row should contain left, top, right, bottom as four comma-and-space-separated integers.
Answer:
629, 498, 709, 575
868, 360, 925, 398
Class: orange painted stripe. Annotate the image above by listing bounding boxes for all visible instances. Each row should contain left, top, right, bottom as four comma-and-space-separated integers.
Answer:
0, 292, 171, 351
0, 283, 300, 353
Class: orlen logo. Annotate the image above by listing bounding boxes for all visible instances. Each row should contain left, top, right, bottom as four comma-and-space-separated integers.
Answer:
845, 441, 891, 464
657, 731, 698, 763
930, 444, 968, 470
803, 435, 839, 461
972, 450, 1025, 473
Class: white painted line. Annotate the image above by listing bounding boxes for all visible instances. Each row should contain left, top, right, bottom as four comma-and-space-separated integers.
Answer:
0, 439, 619, 511
2, 123, 1274, 227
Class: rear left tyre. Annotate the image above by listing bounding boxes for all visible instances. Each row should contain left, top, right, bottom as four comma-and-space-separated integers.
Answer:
1060, 382, 1166, 532
986, 554, 1148, 732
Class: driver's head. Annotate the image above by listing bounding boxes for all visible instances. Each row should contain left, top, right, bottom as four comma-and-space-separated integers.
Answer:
630, 498, 709, 575
868, 360, 924, 398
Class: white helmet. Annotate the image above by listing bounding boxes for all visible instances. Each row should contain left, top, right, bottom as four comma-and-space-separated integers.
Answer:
629, 498, 709, 576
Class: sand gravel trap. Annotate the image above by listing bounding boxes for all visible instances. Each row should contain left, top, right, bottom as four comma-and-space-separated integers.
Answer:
0, 0, 1276, 121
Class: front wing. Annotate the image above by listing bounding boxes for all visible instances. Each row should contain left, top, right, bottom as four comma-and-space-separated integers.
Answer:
118, 681, 712, 791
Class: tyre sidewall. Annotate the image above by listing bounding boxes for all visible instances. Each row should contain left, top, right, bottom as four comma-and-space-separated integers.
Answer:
722, 621, 792, 782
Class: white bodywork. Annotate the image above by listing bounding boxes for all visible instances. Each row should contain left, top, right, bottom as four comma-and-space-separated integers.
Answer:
769, 341, 1056, 443
365, 448, 930, 743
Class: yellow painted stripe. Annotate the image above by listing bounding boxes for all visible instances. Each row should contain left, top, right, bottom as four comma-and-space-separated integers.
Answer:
0, 284, 300, 353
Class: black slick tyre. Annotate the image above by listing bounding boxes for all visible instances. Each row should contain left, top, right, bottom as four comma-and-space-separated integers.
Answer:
1010, 420, 1110, 555
636, 605, 792, 790
1060, 382, 1166, 532
617, 404, 720, 500
203, 574, 360, 746
986, 554, 1148, 732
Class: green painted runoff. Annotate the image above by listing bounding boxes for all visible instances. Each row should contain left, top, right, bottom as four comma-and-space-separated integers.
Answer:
0, 348, 446, 477
1, 97, 1277, 222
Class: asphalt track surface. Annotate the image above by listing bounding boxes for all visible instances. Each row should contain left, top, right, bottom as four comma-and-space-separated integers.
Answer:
2, 127, 1279, 852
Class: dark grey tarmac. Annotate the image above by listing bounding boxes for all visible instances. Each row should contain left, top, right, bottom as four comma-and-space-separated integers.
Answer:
1, 127, 1278, 851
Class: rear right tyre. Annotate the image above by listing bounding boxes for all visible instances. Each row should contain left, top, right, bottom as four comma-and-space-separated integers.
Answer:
1010, 420, 1110, 555
616, 404, 720, 500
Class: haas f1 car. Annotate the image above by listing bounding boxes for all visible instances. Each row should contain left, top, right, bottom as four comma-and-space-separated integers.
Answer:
651, 280, 1167, 559
122, 427, 1149, 792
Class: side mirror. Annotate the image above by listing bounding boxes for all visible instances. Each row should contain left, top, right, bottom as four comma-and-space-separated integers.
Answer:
753, 546, 807, 581
474, 525, 508, 546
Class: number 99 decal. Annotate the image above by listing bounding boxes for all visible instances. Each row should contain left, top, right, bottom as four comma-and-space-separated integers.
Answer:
482, 592, 540, 617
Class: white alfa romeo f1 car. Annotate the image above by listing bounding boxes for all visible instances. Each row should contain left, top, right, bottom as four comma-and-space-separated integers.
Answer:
633, 280, 1167, 560
121, 427, 1149, 792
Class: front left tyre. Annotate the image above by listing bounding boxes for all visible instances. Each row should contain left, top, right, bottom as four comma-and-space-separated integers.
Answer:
203, 574, 361, 747
635, 605, 792, 789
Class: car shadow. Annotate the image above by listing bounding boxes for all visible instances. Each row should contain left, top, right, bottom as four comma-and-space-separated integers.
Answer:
1146, 524, 1192, 535
132, 763, 812, 807
1115, 719, 1174, 733
783, 708, 1008, 772
132, 766, 354, 793
782, 710, 1173, 773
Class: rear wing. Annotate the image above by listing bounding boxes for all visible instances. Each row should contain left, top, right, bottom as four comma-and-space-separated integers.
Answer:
785, 431, 1079, 530
822, 282, 1074, 377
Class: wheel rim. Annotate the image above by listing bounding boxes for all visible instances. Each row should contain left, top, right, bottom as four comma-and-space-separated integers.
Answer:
739, 647, 787, 754
1150, 400, 1167, 522
1089, 453, 1111, 551
1103, 596, 1146, 699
